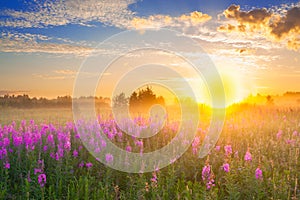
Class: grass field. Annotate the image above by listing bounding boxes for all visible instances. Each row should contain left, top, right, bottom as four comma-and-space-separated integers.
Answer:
0, 105, 300, 199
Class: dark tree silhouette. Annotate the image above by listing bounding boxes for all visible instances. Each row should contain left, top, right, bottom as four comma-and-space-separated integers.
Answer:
129, 86, 165, 112
266, 95, 274, 105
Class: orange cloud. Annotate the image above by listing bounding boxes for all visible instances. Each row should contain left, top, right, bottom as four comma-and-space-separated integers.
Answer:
270, 7, 300, 39
130, 11, 211, 30
218, 5, 300, 50
220, 5, 272, 32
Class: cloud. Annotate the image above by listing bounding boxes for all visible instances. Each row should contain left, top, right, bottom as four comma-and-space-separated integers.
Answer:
269, 7, 300, 50
0, 0, 136, 28
53, 69, 77, 75
218, 5, 272, 32
33, 69, 76, 80
0, 32, 121, 56
129, 11, 211, 30
0, 35, 93, 56
218, 4, 300, 50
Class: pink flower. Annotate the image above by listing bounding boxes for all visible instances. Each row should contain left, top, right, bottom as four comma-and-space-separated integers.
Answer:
244, 150, 252, 162
215, 145, 221, 151
151, 172, 158, 184
43, 146, 48, 152
150, 172, 158, 187
4, 162, 10, 169
86, 162, 93, 169
38, 173, 47, 187
34, 168, 42, 175
105, 153, 113, 163
276, 130, 283, 139
224, 145, 232, 156
202, 165, 210, 180
255, 167, 263, 180
78, 161, 85, 168
222, 163, 230, 172
293, 131, 298, 136
125, 145, 132, 152
73, 150, 78, 157
286, 139, 295, 145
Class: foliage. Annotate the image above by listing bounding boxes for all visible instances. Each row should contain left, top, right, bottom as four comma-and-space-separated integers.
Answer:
0, 105, 300, 199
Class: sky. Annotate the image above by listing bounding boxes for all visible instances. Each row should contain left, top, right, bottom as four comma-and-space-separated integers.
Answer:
0, 0, 300, 106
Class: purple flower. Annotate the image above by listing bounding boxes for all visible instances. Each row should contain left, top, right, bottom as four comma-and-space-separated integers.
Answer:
215, 145, 221, 151
3, 138, 10, 147
78, 161, 85, 168
277, 130, 283, 139
4, 162, 10, 169
222, 163, 230, 172
34, 168, 42, 175
86, 162, 93, 169
125, 145, 132, 152
202, 165, 211, 181
43, 146, 48, 152
38, 173, 47, 187
224, 145, 232, 156
202, 164, 215, 189
73, 150, 78, 157
192, 137, 200, 147
293, 131, 298, 136
255, 167, 263, 180
105, 153, 113, 163
151, 172, 158, 184
244, 150, 252, 162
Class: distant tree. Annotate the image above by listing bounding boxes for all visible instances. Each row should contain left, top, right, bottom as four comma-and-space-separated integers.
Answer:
112, 92, 128, 108
129, 86, 165, 112
266, 95, 274, 105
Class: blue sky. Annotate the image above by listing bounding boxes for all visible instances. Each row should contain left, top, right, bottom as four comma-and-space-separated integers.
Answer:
0, 0, 299, 105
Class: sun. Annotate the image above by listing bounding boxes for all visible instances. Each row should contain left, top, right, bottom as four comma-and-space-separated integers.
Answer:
190, 70, 253, 108
220, 71, 253, 107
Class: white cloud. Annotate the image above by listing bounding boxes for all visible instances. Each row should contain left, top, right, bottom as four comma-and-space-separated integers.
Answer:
0, 32, 123, 56
129, 11, 211, 30
0, 32, 93, 56
0, 0, 136, 28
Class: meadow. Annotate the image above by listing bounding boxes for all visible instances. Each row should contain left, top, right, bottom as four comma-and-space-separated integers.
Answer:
0, 104, 300, 199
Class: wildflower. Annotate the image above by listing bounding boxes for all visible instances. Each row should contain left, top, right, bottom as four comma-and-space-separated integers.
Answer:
215, 145, 221, 151
244, 150, 252, 162
105, 153, 113, 163
86, 162, 93, 169
3, 138, 10, 147
293, 131, 298, 136
276, 130, 283, 139
255, 167, 263, 180
101, 140, 106, 148
202, 165, 211, 181
4, 161, 10, 169
222, 163, 230, 172
38, 173, 47, 187
224, 145, 232, 156
151, 172, 158, 188
286, 139, 295, 145
202, 164, 215, 189
43, 145, 48, 152
125, 145, 132, 152
34, 168, 42, 175
73, 149, 78, 157
78, 161, 85, 168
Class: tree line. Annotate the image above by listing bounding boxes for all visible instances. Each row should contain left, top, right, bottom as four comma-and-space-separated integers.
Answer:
113, 86, 165, 112
0, 94, 110, 108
